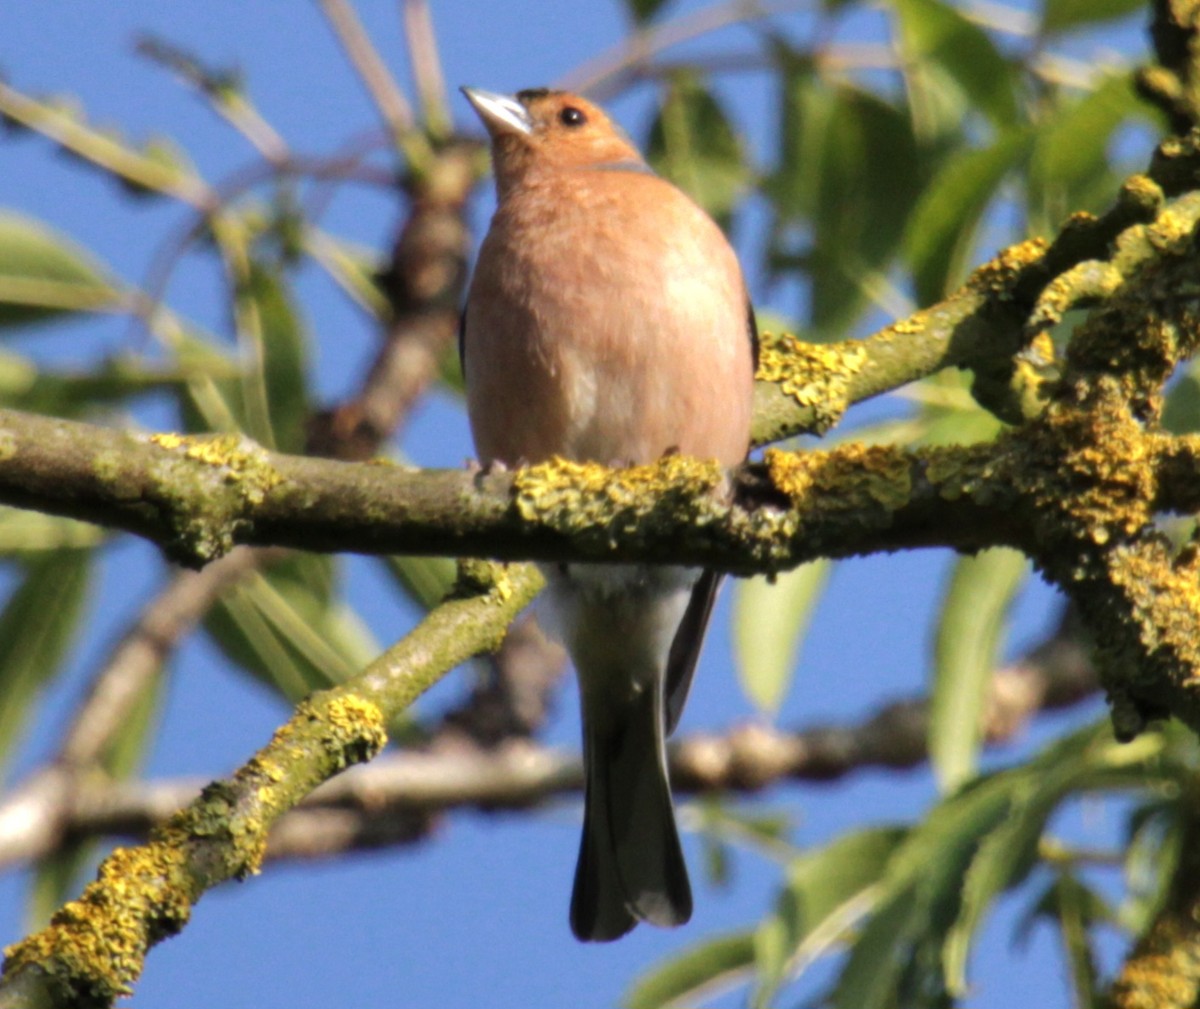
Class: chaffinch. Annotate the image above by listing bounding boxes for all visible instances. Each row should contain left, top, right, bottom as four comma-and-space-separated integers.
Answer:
460, 86, 756, 941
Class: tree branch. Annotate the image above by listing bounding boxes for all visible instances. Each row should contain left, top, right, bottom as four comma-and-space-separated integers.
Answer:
0, 561, 543, 1007
0, 608, 1098, 869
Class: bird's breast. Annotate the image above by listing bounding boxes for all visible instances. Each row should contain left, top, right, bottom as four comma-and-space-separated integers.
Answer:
464, 171, 754, 468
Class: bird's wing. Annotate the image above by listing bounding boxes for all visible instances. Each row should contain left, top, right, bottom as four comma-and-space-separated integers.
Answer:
663, 569, 723, 735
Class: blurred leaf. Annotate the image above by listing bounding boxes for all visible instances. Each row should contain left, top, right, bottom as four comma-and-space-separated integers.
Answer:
625, 931, 756, 1009
1013, 869, 1114, 1009
1043, 0, 1145, 33
0, 212, 120, 329
0, 347, 239, 418
1014, 872, 1113, 946
1120, 798, 1182, 935
831, 770, 1017, 1009
1028, 74, 1144, 234
828, 724, 1143, 1007
382, 554, 458, 611
768, 63, 926, 336
930, 548, 1029, 791
242, 261, 310, 453
648, 71, 748, 224
733, 560, 831, 716
1163, 364, 1200, 433
0, 550, 92, 771
204, 554, 377, 700
892, 0, 1019, 129
755, 826, 907, 1007
697, 799, 795, 870
28, 846, 92, 930
1050, 874, 1103, 1005
0, 506, 104, 553
909, 372, 1006, 447
942, 724, 1161, 993
304, 231, 389, 319
905, 130, 1031, 304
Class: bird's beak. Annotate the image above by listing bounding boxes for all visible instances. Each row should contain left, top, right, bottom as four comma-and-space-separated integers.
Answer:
460, 87, 533, 138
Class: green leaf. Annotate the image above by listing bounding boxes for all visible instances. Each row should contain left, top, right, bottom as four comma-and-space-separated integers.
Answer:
826, 722, 1160, 1006
0, 212, 121, 329
1027, 74, 1144, 234
929, 548, 1029, 791
732, 561, 831, 715
382, 554, 458, 611
831, 771, 1018, 1009
0, 346, 239, 418
304, 231, 389, 319
0, 550, 92, 771
905, 129, 1031, 304
1163, 363, 1200, 433
1043, 0, 1145, 34
892, 0, 1019, 129
768, 65, 926, 336
941, 723, 1147, 992
242, 262, 310, 453
625, 931, 756, 1009
909, 371, 1006, 447
204, 554, 377, 700
28, 845, 93, 930
0, 506, 104, 553
647, 72, 748, 224
755, 826, 908, 1006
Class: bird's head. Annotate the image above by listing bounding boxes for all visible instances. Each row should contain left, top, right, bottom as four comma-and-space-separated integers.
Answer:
461, 87, 643, 194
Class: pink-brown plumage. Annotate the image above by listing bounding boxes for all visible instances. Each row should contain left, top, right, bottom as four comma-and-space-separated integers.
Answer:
466, 166, 752, 466
461, 86, 755, 941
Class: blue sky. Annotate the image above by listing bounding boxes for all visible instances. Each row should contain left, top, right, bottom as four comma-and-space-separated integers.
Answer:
0, 2, 1146, 1006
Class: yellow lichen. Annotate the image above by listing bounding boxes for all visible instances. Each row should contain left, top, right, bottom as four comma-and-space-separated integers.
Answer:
149, 431, 283, 505
512, 454, 726, 535
765, 444, 914, 514
3, 834, 195, 1004
754, 331, 867, 432
967, 238, 1049, 296
325, 695, 387, 753
1108, 899, 1200, 1008
149, 432, 184, 451
892, 318, 925, 335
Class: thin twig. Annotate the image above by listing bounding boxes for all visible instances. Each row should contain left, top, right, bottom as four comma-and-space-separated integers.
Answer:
401, 0, 450, 138
317, 0, 435, 175
0, 610, 1097, 868
558, 0, 804, 99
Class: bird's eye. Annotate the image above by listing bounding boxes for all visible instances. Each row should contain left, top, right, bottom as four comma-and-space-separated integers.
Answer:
559, 106, 587, 127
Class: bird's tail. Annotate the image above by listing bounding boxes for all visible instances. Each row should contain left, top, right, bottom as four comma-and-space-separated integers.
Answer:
569, 675, 693, 942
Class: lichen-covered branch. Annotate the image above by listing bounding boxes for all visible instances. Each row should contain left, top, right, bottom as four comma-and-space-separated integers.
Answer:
0, 561, 542, 1008
1108, 781, 1200, 1009
751, 131, 1198, 445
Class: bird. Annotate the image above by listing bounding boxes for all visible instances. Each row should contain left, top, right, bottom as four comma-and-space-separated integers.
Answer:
459, 86, 757, 942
